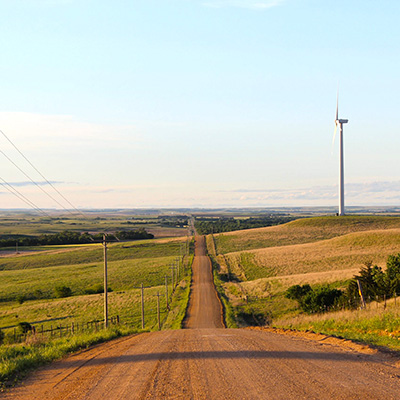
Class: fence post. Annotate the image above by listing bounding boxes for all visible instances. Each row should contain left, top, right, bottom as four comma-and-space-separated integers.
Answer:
157, 292, 161, 331
384, 294, 387, 309
141, 283, 145, 329
356, 280, 366, 309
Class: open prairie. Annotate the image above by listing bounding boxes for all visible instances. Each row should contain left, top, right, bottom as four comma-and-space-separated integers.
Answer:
209, 216, 400, 328
214, 215, 400, 254
0, 236, 192, 330
224, 228, 400, 280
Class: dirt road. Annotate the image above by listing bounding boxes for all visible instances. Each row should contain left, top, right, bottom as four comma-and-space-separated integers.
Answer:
4, 236, 400, 399
183, 236, 224, 329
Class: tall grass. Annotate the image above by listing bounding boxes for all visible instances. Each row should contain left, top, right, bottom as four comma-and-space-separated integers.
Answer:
0, 325, 139, 388
162, 254, 194, 330
274, 299, 400, 351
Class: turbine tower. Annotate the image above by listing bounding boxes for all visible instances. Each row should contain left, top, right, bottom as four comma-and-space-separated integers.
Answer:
333, 93, 348, 216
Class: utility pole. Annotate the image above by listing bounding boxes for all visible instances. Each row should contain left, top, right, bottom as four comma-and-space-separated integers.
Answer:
103, 234, 108, 328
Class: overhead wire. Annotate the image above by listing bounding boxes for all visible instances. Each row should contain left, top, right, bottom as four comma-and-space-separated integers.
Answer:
0, 176, 51, 217
0, 129, 86, 217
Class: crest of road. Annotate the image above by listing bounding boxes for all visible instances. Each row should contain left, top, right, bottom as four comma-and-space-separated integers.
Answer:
5, 236, 400, 399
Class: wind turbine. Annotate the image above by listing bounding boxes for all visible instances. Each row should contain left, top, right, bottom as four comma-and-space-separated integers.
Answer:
333, 92, 348, 216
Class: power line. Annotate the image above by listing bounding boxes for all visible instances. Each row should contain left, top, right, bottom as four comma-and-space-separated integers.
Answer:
0, 176, 51, 217
0, 148, 76, 214
0, 129, 86, 217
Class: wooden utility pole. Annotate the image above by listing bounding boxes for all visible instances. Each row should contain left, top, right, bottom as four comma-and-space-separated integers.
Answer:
103, 234, 108, 328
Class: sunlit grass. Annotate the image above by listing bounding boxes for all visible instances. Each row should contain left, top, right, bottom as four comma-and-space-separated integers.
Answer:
274, 298, 400, 351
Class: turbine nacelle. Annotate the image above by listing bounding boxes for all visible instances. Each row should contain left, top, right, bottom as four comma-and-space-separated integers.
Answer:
337, 119, 348, 124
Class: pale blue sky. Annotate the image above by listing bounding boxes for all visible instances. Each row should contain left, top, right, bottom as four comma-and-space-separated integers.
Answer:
0, 0, 399, 209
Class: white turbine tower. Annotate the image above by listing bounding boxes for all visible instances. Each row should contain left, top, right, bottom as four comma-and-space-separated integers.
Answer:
333, 92, 348, 216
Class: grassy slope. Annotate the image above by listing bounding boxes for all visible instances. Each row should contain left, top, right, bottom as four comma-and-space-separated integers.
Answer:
0, 237, 191, 328
214, 216, 400, 254
225, 228, 400, 280
209, 216, 400, 336
274, 299, 400, 351
0, 238, 186, 270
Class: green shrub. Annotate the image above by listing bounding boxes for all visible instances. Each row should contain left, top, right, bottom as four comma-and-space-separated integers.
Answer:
286, 284, 344, 314
285, 284, 312, 301
84, 284, 113, 295
54, 285, 72, 298
16, 294, 25, 304
17, 322, 32, 335
300, 286, 343, 314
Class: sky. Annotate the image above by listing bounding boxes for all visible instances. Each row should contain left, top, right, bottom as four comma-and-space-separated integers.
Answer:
0, 0, 399, 209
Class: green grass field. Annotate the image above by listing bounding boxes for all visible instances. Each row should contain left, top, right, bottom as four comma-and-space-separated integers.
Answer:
0, 238, 187, 270
208, 215, 400, 344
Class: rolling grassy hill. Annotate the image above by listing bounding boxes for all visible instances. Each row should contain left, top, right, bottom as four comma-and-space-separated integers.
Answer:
214, 215, 400, 254
0, 236, 192, 331
224, 228, 400, 281
209, 215, 400, 331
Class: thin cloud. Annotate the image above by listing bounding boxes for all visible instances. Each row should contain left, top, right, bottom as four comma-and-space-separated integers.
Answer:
201, 0, 285, 9
220, 181, 400, 203
8, 181, 63, 187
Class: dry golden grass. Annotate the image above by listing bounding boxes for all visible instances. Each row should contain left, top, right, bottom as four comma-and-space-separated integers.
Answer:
214, 216, 400, 254
273, 298, 400, 351
239, 268, 359, 298
224, 228, 400, 280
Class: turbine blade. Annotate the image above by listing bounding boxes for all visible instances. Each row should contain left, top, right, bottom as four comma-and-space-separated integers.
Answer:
335, 90, 339, 121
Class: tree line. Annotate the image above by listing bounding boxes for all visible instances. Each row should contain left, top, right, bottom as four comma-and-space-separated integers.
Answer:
0, 228, 154, 248
194, 215, 295, 235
